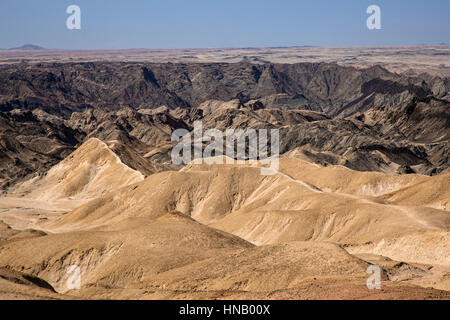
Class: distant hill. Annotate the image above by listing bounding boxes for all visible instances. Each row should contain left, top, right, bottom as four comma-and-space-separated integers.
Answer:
9, 44, 46, 51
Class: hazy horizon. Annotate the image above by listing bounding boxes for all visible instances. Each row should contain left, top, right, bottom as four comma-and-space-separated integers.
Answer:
1, 0, 449, 50
3, 43, 450, 51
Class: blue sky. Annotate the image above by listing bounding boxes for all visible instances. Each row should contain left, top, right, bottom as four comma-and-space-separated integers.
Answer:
0, 0, 449, 49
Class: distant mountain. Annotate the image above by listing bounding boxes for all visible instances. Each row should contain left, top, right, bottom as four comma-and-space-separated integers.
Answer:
9, 44, 46, 51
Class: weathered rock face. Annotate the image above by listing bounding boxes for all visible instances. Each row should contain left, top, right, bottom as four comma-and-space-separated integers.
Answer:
0, 62, 437, 115
0, 62, 448, 190
0, 110, 84, 190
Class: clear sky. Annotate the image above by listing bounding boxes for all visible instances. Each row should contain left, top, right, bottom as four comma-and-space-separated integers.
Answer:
0, 0, 449, 49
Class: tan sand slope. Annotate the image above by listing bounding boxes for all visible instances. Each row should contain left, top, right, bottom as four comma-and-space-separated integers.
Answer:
1, 145, 449, 299
380, 173, 450, 211
278, 156, 449, 211
1, 212, 448, 299
11, 138, 145, 202
0, 267, 67, 300
1, 214, 443, 299
0, 213, 253, 295
39, 156, 449, 267
0, 220, 46, 242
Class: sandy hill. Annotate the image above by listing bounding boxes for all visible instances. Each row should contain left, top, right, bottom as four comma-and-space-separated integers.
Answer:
277, 157, 430, 195
380, 173, 450, 211
39, 156, 449, 268
0, 152, 449, 298
277, 156, 449, 210
0, 220, 46, 242
2, 215, 448, 299
0, 213, 252, 294
11, 138, 145, 202
0, 267, 67, 300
